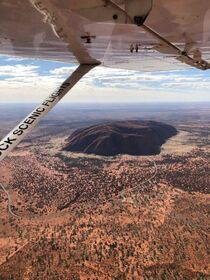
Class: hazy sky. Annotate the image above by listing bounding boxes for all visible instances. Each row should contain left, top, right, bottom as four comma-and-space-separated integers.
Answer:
0, 55, 210, 103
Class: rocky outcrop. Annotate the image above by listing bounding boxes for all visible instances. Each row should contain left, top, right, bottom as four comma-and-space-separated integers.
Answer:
63, 120, 177, 156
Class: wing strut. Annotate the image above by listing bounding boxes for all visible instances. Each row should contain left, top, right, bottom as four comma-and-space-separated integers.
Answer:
0, 64, 98, 162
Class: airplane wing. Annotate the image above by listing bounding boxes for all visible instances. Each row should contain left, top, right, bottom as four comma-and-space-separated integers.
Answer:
1, 0, 210, 71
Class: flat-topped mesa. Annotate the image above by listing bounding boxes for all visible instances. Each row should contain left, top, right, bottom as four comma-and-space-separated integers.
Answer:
63, 120, 177, 156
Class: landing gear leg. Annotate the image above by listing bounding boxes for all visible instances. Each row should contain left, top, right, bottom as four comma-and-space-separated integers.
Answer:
0, 64, 97, 162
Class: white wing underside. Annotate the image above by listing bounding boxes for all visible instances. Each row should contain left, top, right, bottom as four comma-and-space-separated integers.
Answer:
1, 0, 210, 71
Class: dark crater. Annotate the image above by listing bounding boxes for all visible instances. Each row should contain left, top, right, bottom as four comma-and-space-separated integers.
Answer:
63, 120, 177, 156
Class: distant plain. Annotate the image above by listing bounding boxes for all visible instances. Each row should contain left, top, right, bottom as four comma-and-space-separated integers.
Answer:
0, 102, 209, 279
